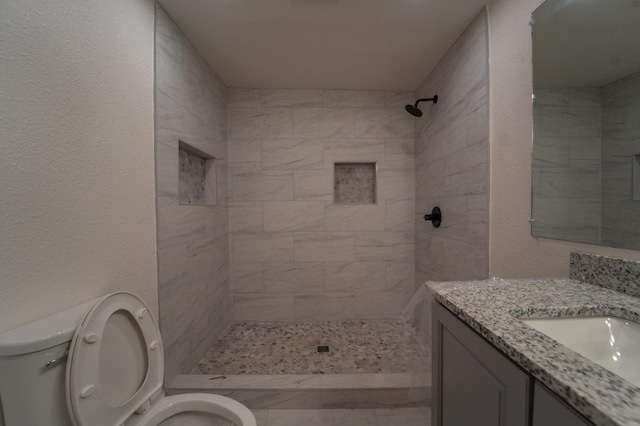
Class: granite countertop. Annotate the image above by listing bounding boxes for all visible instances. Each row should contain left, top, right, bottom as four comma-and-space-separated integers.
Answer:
428, 277, 640, 426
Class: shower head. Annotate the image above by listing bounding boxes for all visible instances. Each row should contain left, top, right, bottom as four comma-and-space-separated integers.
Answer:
405, 95, 438, 117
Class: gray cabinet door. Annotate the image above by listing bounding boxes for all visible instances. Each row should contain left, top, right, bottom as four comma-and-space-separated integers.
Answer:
432, 302, 530, 426
533, 382, 591, 426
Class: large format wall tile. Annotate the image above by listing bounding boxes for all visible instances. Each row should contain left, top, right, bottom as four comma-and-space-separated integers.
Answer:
414, 9, 489, 283
228, 88, 417, 321
263, 201, 326, 232
325, 261, 386, 292
155, 5, 231, 384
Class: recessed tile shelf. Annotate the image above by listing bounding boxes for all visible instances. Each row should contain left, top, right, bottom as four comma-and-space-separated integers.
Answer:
179, 140, 216, 206
334, 162, 376, 204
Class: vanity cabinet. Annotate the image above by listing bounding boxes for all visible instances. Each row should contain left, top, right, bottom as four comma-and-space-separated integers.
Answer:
532, 382, 590, 426
432, 302, 591, 426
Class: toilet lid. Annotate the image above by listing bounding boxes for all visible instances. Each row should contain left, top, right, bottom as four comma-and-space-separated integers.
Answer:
66, 292, 164, 426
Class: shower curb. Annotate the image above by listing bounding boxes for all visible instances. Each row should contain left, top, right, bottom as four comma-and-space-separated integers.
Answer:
167, 373, 430, 410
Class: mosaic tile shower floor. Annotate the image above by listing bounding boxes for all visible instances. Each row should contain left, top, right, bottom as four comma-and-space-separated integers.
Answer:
191, 320, 416, 375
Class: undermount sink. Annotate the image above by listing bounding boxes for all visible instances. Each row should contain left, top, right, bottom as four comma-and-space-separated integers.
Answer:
522, 316, 640, 387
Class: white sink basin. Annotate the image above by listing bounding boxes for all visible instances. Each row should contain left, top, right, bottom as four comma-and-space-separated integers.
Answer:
523, 316, 640, 387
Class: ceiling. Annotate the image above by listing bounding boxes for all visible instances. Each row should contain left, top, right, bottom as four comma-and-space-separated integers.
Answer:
533, 0, 640, 88
157, 0, 488, 91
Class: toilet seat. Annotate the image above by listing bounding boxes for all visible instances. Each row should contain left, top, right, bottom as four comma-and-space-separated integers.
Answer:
124, 394, 256, 426
66, 292, 256, 426
66, 292, 165, 426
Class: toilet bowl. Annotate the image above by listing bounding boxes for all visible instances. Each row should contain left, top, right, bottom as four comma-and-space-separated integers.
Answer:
65, 292, 256, 426
126, 394, 255, 426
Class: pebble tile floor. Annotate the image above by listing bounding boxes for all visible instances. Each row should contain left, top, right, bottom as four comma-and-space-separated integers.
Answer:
191, 320, 416, 375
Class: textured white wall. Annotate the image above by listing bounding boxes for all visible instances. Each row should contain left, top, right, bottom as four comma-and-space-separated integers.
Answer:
487, 0, 640, 278
0, 0, 157, 332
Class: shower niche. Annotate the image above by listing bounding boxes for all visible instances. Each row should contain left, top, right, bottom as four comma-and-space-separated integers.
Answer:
334, 162, 377, 204
178, 140, 216, 206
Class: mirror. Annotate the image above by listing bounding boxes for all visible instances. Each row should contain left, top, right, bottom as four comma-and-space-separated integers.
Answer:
531, 0, 640, 250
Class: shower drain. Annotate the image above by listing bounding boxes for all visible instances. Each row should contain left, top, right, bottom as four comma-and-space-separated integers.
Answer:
317, 345, 329, 353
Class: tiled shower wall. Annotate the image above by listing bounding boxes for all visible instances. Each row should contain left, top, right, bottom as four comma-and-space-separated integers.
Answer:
602, 71, 640, 248
227, 89, 417, 321
532, 88, 602, 244
415, 9, 489, 283
155, 6, 232, 383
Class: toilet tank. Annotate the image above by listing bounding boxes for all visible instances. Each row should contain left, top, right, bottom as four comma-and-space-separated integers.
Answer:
0, 298, 100, 426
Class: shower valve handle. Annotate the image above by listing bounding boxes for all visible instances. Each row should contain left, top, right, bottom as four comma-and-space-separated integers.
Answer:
424, 207, 442, 228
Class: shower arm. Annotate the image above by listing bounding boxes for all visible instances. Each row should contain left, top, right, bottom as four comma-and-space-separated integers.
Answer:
414, 96, 438, 107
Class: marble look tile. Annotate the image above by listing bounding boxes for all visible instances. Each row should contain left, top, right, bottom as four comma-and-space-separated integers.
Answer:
325, 261, 386, 292
156, 196, 207, 249
534, 89, 569, 106
262, 138, 323, 169
321, 389, 417, 409
294, 232, 356, 262
539, 168, 600, 198
568, 88, 601, 107
385, 138, 415, 154
155, 5, 231, 385
228, 88, 261, 108
234, 293, 294, 321
385, 261, 415, 291
385, 153, 415, 169
229, 201, 263, 233
355, 108, 414, 138
323, 138, 386, 169
374, 407, 431, 425
385, 200, 415, 231
227, 139, 262, 169
443, 140, 487, 197
355, 291, 413, 319
384, 91, 415, 107
416, 157, 445, 199
293, 108, 355, 138
294, 170, 333, 201
230, 170, 293, 201
230, 262, 264, 293
443, 239, 487, 280
253, 410, 269, 426
355, 231, 415, 262
261, 89, 323, 107
156, 140, 179, 197
229, 108, 293, 139
231, 232, 294, 263
378, 169, 415, 200
263, 201, 326, 232
323, 90, 385, 107
537, 106, 600, 138
294, 293, 356, 321
532, 136, 570, 168
421, 121, 467, 165
264, 263, 325, 293
324, 204, 386, 231
265, 408, 376, 426
466, 194, 489, 246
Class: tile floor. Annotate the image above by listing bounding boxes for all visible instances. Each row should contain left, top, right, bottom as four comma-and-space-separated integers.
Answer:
192, 320, 417, 375
253, 407, 431, 426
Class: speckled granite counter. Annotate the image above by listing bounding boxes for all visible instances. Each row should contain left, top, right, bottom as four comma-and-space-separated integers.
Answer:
428, 277, 640, 426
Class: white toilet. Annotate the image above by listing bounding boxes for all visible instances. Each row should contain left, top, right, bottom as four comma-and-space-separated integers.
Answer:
0, 292, 256, 426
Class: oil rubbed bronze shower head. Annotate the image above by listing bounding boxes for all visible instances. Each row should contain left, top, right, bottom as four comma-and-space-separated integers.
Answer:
405, 95, 438, 117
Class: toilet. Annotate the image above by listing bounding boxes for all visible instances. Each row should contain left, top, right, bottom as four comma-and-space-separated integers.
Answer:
0, 292, 256, 426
